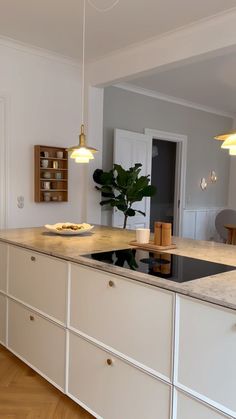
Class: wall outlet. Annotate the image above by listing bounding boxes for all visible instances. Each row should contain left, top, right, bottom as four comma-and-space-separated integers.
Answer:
17, 196, 24, 209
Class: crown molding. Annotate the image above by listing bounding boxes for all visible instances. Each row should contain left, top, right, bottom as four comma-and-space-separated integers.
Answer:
91, 7, 236, 66
114, 83, 236, 119
0, 36, 80, 67
89, 7, 236, 87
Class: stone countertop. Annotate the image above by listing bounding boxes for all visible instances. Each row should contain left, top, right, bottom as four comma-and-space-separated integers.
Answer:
0, 225, 236, 310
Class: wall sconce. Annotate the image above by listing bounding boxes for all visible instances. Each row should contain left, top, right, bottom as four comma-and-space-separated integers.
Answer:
210, 170, 217, 183
200, 178, 207, 190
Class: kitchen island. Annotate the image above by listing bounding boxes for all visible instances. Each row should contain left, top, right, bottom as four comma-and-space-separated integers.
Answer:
0, 225, 235, 419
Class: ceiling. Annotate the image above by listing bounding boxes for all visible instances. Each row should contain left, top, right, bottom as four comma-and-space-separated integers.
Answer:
127, 49, 236, 115
0, 0, 235, 61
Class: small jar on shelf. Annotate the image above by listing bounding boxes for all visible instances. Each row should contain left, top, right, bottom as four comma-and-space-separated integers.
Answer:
43, 192, 51, 202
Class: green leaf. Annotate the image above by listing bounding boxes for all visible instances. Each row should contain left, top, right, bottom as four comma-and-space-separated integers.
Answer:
134, 210, 146, 216
142, 185, 156, 196
93, 169, 104, 184
100, 199, 116, 206
125, 208, 136, 217
100, 171, 114, 185
99, 185, 113, 193
116, 203, 128, 211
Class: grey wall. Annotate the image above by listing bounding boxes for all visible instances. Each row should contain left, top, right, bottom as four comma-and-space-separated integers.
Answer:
103, 86, 233, 209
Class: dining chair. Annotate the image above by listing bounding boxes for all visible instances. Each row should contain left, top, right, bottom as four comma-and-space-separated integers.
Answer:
215, 209, 236, 242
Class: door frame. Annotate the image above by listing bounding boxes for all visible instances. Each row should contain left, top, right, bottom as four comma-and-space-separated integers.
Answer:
0, 95, 9, 229
145, 128, 187, 236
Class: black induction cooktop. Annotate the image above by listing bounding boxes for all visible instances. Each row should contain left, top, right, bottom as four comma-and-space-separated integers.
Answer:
83, 248, 236, 283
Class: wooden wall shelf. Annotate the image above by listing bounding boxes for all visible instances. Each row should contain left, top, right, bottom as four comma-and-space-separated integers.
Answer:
34, 145, 68, 203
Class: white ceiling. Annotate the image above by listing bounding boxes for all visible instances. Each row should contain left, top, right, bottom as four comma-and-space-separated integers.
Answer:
128, 50, 236, 115
0, 0, 235, 61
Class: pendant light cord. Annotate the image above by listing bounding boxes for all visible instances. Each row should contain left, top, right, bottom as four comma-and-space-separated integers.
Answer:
81, 0, 86, 126
81, 0, 120, 125
88, 0, 119, 12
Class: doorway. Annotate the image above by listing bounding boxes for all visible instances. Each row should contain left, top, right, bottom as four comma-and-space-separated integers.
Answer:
145, 128, 187, 236
150, 139, 176, 232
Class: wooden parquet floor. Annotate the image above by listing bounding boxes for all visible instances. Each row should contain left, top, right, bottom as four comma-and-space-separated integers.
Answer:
0, 345, 94, 419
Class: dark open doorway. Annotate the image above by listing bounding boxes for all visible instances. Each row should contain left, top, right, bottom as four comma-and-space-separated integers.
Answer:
150, 139, 177, 232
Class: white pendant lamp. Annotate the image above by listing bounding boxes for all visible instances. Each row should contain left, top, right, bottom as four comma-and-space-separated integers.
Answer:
214, 131, 236, 156
67, 0, 97, 163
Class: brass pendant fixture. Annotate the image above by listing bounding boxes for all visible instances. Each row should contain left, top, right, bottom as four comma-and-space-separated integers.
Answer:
214, 131, 236, 156
67, 0, 120, 163
67, 0, 98, 164
67, 124, 97, 163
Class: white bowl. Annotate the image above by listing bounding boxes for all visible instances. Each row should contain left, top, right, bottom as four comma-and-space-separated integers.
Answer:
44, 222, 94, 236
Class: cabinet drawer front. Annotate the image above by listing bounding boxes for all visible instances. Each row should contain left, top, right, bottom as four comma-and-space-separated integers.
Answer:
70, 264, 174, 379
177, 295, 236, 416
0, 242, 7, 292
8, 299, 65, 389
176, 391, 231, 419
68, 333, 171, 419
0, 294, 6, 344
9, 246, 67, 322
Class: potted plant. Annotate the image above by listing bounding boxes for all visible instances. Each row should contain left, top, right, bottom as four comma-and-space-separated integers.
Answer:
93, 163, 156, 229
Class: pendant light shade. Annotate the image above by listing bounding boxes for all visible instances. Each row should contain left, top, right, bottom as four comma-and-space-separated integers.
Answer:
214, 130, 236, 156
221, 137, 236, 149
67, 124, 97, 163
214, 131, 236, 141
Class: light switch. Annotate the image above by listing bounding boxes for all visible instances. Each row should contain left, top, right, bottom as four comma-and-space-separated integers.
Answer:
17, 196, 24, 209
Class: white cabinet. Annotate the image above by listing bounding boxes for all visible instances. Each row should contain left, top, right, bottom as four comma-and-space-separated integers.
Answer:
8, 299, 66, 389
175, 391, 231, 419
176, 295, 236, 416
68, 332, 171, 419
9, 246, 67, 323
70, 264, 174, 380
0, 293, 6, 344
0, 242, 7, 292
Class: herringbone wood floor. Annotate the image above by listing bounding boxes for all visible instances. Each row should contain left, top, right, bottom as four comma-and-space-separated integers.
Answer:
0, 345, 94, 419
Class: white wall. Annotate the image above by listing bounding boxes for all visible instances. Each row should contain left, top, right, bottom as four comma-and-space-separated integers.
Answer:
0, 41, 83, 228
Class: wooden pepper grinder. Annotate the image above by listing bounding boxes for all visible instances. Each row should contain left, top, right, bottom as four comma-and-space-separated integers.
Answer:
161, 223, 172, 246
154, 222, 162, 246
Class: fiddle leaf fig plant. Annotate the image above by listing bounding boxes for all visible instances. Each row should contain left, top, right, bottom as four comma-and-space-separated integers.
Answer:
93, 163, 156, 229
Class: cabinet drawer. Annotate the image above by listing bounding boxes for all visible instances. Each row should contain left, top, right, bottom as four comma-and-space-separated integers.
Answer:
70, 264, 174, 379
0, 294, 6, 345
8, 299, 65, 389
177, 295, 236, 416
0, 242, 7, 292
9, 246, 67, 322
176, 391, 231, 419
68, 332, 171, 419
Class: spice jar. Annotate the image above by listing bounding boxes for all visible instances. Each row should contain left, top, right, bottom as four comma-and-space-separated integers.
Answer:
161, 223, 172, 246
154, 221, 162, 245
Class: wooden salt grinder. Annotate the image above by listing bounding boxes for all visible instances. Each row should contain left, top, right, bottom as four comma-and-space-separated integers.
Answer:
161, 223, 172, 246
154, 222, 162, 246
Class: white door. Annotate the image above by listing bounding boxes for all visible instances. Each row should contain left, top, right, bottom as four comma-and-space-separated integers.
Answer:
113, 129, 152, 229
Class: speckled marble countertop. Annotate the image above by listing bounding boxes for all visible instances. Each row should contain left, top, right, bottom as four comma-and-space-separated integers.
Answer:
0, 225, 236, 310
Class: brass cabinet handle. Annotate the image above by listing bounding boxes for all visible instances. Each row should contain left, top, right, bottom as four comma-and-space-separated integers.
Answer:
106, 358, 113, 366
108, 280, 114, 287
29, 315, 35, 321
31, 256, 36, 262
